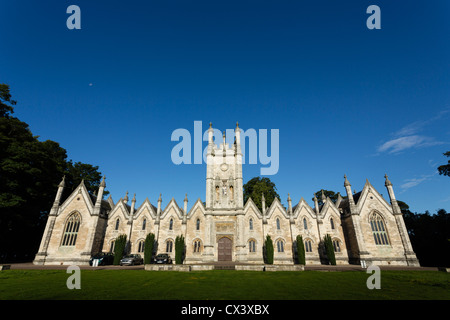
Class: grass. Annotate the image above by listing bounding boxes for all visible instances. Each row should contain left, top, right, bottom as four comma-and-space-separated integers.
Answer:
0, 269, 449, 300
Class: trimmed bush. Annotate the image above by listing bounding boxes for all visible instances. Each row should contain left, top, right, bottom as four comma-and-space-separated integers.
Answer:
144, 233, 155, 264
264, 235, 274, 264
324, 234, 336, 265
296, 235, 306, 265
113, 234, 127, 265
175, 235, 185, 264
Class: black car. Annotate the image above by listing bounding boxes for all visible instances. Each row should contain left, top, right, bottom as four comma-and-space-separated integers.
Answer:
89, 252, 114, 266
153, 253, 172, 264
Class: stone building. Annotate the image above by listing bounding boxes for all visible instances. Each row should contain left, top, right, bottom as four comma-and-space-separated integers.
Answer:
33, 123, 419, 267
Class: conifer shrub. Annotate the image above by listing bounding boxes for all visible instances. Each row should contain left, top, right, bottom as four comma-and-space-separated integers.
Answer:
175, 235, 185, 264
144, 233, 155, 264
296, 235, 306, 265
113, 234, 127, 265
264, 235, 274, 264
324, 234, 336, 265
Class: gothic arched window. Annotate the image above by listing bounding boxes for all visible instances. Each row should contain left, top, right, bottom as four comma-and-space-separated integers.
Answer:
169, 218, 173, 231
370, 213, 390, 245
330, 218, 335, 230
115, 218, 120, 231
142, 218, 147, 230
138, 240, 145, 253
61, 213, 81, 247
333, 239, 341, 252
303, 218, 308, 230
166, 240, 173, 252
276, 239, 284, 252
305, 240, 312, 252
276, 218, 281, 230
196, 218, 200, 231
193, 240, 202, 253
249, 240, 256, 253
249, 218, 253, 231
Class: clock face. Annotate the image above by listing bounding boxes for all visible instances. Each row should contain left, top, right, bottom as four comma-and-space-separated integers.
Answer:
220, 163, 229, 172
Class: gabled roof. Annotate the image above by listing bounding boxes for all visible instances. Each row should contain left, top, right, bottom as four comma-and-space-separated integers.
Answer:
319, 196, 341, 219
59, 180, 94, 216
355, 180, 392, 213
292, 197, 316, 219
266, 197, 289, 219
161, 197, 184, 219
243, 197, 263, 218
186, 198, 206, 219
133, 197, 158, 219
108, 198, 132, 220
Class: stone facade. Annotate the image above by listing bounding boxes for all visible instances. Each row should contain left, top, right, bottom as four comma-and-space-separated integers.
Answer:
33, 123, 420, 267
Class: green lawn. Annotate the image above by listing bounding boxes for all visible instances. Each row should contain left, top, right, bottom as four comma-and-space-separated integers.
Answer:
0, 269, 449, 300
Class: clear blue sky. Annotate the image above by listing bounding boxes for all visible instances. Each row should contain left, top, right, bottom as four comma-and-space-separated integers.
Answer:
1, 0, 449, 213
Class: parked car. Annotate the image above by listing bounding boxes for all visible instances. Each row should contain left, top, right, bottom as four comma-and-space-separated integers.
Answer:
119, 254, 144, 266
153, 253, 172, 264
89, 252, 114, 266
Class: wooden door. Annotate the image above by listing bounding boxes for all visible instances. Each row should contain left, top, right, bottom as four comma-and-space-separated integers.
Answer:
218, 237, 232, 261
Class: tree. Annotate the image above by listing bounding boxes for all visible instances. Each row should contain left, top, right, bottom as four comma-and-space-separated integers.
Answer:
144, 233, 155, 264
175, 235, 185, 265
0, 84, 16, 118
403, 208, 450, 267
323, 234, 336, 265
438, 151, 450, 177
113, 234, 127, 265
264, 235, 274, 264
243, 177, 280, 212
296, 235, 306, 265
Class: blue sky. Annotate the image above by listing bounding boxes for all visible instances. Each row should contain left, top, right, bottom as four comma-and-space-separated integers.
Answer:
1, 0, 449, 213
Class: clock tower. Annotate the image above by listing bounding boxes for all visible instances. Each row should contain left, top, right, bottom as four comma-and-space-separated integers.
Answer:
205, 122, 244, 213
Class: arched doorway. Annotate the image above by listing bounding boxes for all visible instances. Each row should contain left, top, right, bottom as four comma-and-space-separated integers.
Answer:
218, 237, 232, 261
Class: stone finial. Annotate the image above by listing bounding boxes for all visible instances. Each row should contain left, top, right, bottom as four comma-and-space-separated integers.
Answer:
99, 175, 106, 188
209, 122, 212, 128
236, 121, 239, 128
132, 193, 136, 202
158, 193, 162, 202
384, 173, 392, 186
344, 174, 351, 187
123, 191, 129, 203
58, 175, 66, 188
184, 193, 188, 202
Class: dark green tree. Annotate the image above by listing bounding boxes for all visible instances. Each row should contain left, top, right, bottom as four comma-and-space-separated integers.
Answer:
175, 235, 185, 264
243, 177, 280, 212
264, 235, 274, 264
0, 84, 16, 118
403, 208, 450, 267
296, 235, 306, 265
438, 151, 450, 177
144, 233, 155, 264
323, 234, 336, 265
113, 234, 127, 265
